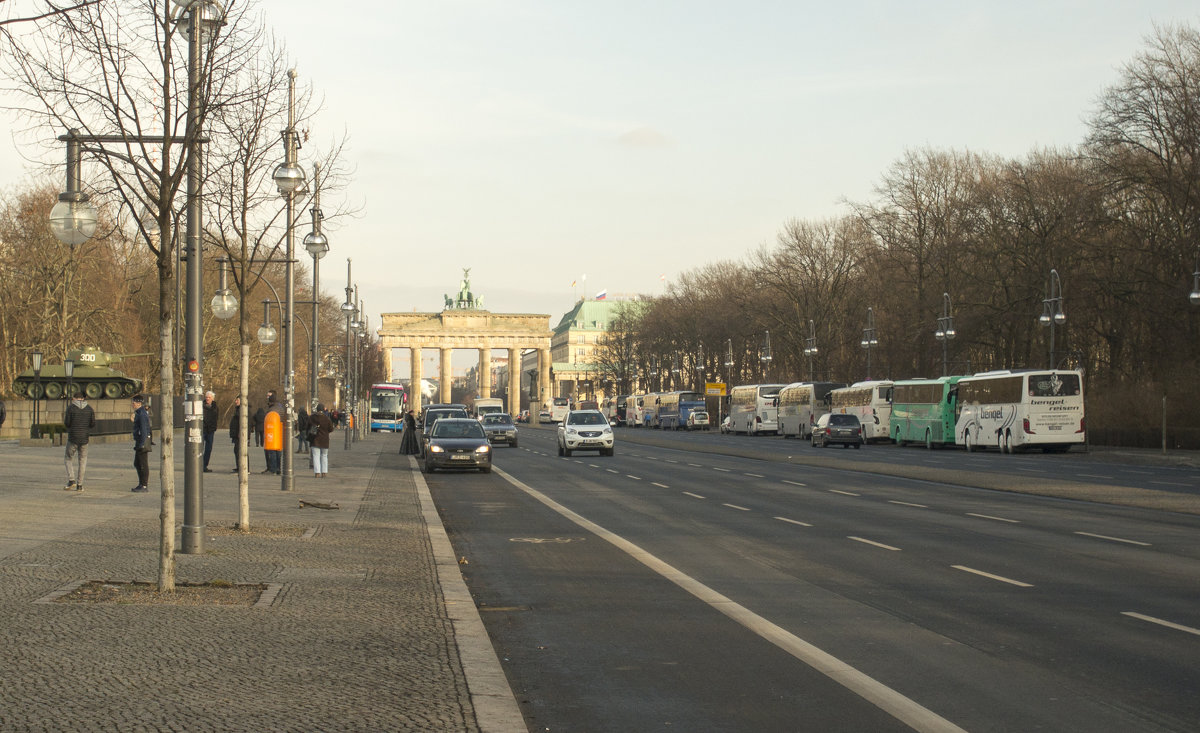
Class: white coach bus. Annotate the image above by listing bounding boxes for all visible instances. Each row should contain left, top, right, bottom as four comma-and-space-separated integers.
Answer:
778, 381, 844, 439
831, 380, 894, 442
954, 369, 1085, 453
729, 383, 787, 435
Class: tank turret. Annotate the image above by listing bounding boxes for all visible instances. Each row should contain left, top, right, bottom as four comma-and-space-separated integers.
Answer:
11, 347, 150, 400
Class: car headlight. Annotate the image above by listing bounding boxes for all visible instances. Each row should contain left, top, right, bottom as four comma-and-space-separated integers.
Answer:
429, 445, 445, 453
566, 428, 578, 436
602, 427, 612, 435
475, 444, 490, 454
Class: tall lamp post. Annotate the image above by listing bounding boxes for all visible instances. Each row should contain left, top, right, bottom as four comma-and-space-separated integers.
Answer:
861, 307, 878, 380
934, 292, 956, 377
1039, 269, 1066, 369
341, 259, 356, 449
31, 351, 43, 439
759, 330, 772, 381
722, 338, 733, 428
273, 69, 306, 492
1189, 248, 1199, 306
803, 319, 817, 381
304, 164, 329, 412
64, 358, 75, 401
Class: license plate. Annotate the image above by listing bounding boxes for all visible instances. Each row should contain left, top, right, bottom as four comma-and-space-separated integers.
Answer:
450, 454, 472, 461
1048, 425, 1062, 431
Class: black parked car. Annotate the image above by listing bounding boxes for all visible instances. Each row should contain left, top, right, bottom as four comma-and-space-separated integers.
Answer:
811, 413, 864, 449
421, 408, 469, 455
423, 418, 492, 473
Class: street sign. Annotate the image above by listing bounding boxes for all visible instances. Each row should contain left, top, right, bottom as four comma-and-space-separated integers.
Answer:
706, 382, 727, 397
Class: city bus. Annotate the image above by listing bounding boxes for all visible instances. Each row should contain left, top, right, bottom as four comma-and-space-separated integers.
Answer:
657, 391, 706, 430
831, 380, 894, 442
889, 376, 962, 449
368, 383, 407, 432
954, 369, 1085, 453
549, 396, 570, 422
728, 383, 786, 434
778, 381, 844, 439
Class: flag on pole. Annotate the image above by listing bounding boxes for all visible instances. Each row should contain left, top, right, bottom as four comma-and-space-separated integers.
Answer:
570, 280, 576, 287
595, 289, 607, 301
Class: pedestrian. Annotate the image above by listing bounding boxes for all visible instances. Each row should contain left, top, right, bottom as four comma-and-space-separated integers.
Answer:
131, 394, 151, 492
253, 404, 265, 447
308, 404, 335, 477
399, 409, 420, 455
0, 397, 6, 431
297, 405, 309, 454
62, 390, 95, 491
263, 390, 283, 475
229, 395, 242, 472
202, 390, 218, 472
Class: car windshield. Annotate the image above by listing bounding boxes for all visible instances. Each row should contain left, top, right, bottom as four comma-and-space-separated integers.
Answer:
568, 412, 606, 426
829, 414, 859, 426
432, 421, 485, 439
483, 414, 513, 426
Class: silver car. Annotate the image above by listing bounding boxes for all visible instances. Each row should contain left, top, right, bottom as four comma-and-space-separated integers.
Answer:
481, 413, 519, 447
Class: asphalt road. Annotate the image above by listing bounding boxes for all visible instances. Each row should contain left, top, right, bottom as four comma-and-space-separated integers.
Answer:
427, 426, 1200, 732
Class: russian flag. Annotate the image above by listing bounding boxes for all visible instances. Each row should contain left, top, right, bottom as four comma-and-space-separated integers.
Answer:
595, 289, 607, 300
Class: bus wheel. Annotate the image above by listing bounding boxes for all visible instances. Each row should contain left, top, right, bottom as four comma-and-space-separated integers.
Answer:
1002, 432, 1013, 454
925, 429, 934, 450
894, 428, 904, 446
965, 432, 975, 452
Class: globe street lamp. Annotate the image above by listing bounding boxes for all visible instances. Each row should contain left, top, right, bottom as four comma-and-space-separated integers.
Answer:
861, 307, 879, 380
210, 257, 238, 320
1039, 269, 1066, 369
341, 259, 356, 449
304, 163, 329, 412
49, 134, 98, 247
803, 319, 818, 381
934, 292, 956, 376
273, 68, 306, 492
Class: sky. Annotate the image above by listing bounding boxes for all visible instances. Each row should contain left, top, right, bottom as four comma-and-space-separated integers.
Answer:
3, 1, 1199, 373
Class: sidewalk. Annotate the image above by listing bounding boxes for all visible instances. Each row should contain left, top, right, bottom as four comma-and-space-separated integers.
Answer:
0, 432, 524, 732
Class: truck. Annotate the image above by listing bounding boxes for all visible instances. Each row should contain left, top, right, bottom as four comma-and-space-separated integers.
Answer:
474, 397, 506, 419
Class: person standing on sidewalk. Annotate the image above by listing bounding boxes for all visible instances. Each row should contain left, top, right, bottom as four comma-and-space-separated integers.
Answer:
131, 394, 151, 492
308, 404, 334, 478
263, 391, 283, 475
229, 395, 242, 472
202, 390, 218, 473
62, 390, 95, 491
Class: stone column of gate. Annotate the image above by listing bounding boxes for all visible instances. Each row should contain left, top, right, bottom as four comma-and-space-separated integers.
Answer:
478, 342, 491, 400
507, 347, 520, 415
383, 347, 393, 385
410, 346, 422, 416
440, 346, 453, 404
539, 348, 552, 414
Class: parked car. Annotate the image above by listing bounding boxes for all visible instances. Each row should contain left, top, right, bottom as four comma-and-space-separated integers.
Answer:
720, 415, 732, 434
423, 418, 492, 473
421, 407, 469, 455
687, 410, 711, 430
557, 409, 615, 457
811, 413, 864, 449
481, 413, 519, 447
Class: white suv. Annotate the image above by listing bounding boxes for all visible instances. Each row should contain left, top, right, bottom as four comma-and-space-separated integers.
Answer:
557, 410, 615, 457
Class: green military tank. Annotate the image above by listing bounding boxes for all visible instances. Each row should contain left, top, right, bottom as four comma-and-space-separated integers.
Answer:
12, 347, 149, 400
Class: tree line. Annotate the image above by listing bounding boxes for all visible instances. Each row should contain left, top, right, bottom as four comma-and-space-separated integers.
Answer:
595, 24, 1200, 449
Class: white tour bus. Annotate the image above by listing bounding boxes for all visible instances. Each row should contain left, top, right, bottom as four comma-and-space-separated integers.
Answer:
954, 369, 1085, 453
831, 380, 894, 442
778, 381, 844, 439
728, 383, 787, 435
641, 392, 663, 428
625, 394, 646, 427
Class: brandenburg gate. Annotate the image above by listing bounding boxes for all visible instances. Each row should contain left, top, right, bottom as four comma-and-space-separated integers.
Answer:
376, 271, 553, 417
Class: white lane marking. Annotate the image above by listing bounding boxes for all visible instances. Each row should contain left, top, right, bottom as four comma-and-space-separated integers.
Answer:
1016, 468, 1045, 473
889, 500, 928, 509
665, 459, 679, 463
1077, 473, 1112, 480
1075, 531, 1151, 547
713, 467, 731, 472
723, 503, 751, 511
966, 513, 1020, 524
645, 456, 659, 461
606, 469, 619, 474
589, 464, 600, 468
626, 475, 642, 480
687, 463, 703, 467
1121, 612, 1200, 637
744, 473, 765, 478
651, 482, 670, 489
849, 536, 901, 551
775, 516, 813, 527
829, 489, 860, 497
952, 565, 1033, 587
782, 480, 807, 487
682, 491, 706, 500
493, 466, 967, 733
574, 460, 584, 464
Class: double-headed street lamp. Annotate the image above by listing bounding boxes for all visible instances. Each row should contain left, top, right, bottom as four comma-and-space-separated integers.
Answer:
803, 319, 817, 381
935, 292, 956, 377
1039, 269, 1066, 369
861, 307, 879, 380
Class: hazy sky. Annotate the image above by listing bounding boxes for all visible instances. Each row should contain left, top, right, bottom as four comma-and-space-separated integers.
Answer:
5, 1, 1199, 332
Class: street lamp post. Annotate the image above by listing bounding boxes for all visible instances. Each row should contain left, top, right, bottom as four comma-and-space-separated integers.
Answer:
1189, 248, 1199, 306
304, 164, 329, 413
722, 338, 733, 428
273, 69, 306, 492
341, 259, 356, 450
1039, 269, 1066, 369
64, 358, 75, 401
934, 292, 956, 377
31, 351, 43, 439
861, 307, 879, 380
760, 330, 772, 380
803, 319, 817, 381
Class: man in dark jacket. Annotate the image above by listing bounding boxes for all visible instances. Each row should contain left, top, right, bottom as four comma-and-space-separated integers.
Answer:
63, 391, 95, 491
229, 395, 242, 472
202, 390, 218, 472
253, 405, 265, 447
131, 394, 151, 492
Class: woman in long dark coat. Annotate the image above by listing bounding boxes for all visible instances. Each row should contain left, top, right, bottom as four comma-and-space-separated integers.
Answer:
399, 410, 421, 455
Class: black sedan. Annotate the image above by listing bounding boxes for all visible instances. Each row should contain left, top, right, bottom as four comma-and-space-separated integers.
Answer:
481, 413, 519, 447
423, 418, 492, 473
811, 413, 864, 448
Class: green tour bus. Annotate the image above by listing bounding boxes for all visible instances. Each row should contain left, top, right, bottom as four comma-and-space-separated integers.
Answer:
889, 376, 963, 449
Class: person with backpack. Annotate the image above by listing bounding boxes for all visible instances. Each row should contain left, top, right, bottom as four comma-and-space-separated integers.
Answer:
63, 390, 95, 491
308, 404, 334, 478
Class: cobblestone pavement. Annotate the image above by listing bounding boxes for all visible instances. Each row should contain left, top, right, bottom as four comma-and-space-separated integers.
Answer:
0, 432, 523, 732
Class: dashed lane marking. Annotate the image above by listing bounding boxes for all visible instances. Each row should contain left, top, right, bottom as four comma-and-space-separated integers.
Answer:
1121, 612, 1200, 637
848, 536, 901, 551
889, 500, 928, 508
829, 489, 860, 497
782, 480, 807, 487
775, 516, 813, 527
682, 491, 706, 499
1074, 531, 1151, 547
713, 467, 731, 472
744, 473, 764, 478
952, 565, 1033, 587
966, 513, 1020, 524
722, 503, 751, 511
651, 482, 670, 489
627, 475, 642, 480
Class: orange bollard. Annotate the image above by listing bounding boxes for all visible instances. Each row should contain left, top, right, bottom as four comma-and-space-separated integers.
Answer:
264, 410, 282, 451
